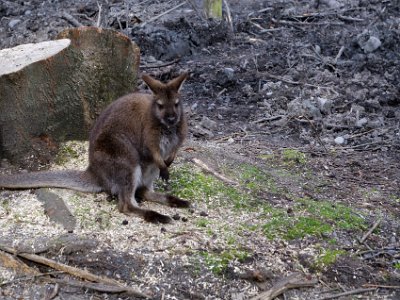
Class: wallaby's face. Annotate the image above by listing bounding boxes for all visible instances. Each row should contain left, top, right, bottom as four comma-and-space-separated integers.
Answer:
142, 73, 188, 128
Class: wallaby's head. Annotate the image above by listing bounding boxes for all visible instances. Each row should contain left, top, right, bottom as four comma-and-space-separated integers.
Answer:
142, 73, 188, 128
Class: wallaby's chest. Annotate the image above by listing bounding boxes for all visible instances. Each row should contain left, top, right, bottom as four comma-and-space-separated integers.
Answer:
159, 132, 180, 159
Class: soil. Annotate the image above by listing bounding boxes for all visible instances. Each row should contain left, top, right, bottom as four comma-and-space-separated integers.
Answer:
0, 0, 399, 299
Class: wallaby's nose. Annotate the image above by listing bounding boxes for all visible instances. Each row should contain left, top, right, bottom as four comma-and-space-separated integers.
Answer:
167, 116, 176, 124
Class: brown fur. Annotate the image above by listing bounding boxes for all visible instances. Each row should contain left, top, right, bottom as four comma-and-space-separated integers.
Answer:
0, 73, 190, 223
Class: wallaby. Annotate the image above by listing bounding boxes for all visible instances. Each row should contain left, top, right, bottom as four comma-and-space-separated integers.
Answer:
0, 73, 190, 223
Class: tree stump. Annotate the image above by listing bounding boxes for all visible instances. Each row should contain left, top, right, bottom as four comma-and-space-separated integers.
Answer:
0, 27, 140, 169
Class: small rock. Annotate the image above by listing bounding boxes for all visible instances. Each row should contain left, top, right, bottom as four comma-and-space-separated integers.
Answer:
363, 36, 381, 53
227, 137, 235, 144
172, 214, 181, 220
192, 125, 215, 138
161, 227, 167, 233
200, 116, 218, 130
351, 104, 365, 115
287, 98, 321, 119
357, 32, 381, 53
146, 55, 157, 63
317, 97, 332, 115
122, 220, 129, 225
363, 99, 381, 112
199, 211, 208, 217
368, 117, 384, 128
334, 136, 345, 145
24, 10, 32, 16
242, 84, 253, 96
223, 67, 235, 80
8, 19, 22, 29
181, 217, 188, 222
355, 117, 368, 128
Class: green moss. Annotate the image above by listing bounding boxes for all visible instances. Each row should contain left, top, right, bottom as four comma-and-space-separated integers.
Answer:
169, 165, 257, 211
262, 198, 366, 240
314, 249, 346, 269
238, 164, 277, 192
298, 198, 366, 230
282, 149, 307, 165
394, 262, 400, 270
0, 199, 11, 215
200, 249, 250, 275
196, 218, 210, 228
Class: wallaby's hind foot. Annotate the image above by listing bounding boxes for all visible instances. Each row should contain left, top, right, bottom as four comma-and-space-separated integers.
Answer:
117, 197, 172, 223
136, 187, 191, 208
166, 195, 191, 208
143, 210, 172, 223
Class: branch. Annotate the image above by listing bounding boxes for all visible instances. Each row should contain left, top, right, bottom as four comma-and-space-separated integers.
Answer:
250, 273, 318, 300
61, 12, 84, 27
359, 218, 381, 244
191, 158, 238, 186
140, 2, 187, 27
0, 244, 149, 298
319, 288, 376, 300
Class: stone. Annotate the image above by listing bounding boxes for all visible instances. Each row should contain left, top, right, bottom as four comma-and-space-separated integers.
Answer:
8, 19, 21, 29
357, 32, 382, 53
200, 116, 218, 130
356, 117, 368, 128
317, 97, 332, 115
334, 136, 345, 145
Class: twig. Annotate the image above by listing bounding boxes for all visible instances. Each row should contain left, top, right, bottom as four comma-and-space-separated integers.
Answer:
337, 14, 364, 22
46, 277, 140, 293
0, 250, 40, 276
0, 244, 149, 298
96, 1, 102, 27
250, 273, 318, 300
363, 284, 400, 289
191, 158, 238, 186
223, 0, 234, 32
186, 0, 209, 25
61, 12, 84, 27
141, 58, 181, 69
259, 71, 333, 89
140, 2, 187, 27
272, 17, 344, 27
125, 0, 130, 34
252, 115, 284, 124
359, 218, 382, 243
334, 46, 345, 64
319, 288, 376, 300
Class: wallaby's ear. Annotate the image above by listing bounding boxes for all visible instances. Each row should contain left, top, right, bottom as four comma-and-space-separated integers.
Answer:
142, 74, 164, 94
168, 72, 188, 92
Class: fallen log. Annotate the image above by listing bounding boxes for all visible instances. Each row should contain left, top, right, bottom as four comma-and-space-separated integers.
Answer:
0, 27, 140, 168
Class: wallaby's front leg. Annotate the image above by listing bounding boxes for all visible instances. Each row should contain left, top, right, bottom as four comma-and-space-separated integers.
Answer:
165, 151, 177, 168
152, 151, 170, 181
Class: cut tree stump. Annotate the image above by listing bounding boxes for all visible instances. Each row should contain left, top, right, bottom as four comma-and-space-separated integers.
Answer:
0, 27, 140, 169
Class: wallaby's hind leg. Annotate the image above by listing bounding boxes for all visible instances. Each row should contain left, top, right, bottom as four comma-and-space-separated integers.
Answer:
136, 187, 191, 208
118, 188, 172, 223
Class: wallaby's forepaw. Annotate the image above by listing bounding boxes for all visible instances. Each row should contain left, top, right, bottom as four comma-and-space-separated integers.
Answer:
166, 195, 191, 208
144, 210, 172, 224
160, 167, 170, 182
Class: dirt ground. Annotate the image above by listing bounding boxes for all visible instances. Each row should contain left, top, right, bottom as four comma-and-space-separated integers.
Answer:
0, 0, 399, 299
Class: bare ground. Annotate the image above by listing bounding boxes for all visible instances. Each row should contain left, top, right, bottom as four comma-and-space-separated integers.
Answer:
0, 0, 399, 299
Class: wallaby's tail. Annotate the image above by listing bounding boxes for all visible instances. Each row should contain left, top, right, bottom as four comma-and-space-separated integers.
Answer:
0, 170, 103, 193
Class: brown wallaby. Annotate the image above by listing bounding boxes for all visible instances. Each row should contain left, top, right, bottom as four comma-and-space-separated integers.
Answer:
0, 73, 190, 223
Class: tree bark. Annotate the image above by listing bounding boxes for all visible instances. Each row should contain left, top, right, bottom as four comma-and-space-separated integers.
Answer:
0, 27, 140, 169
